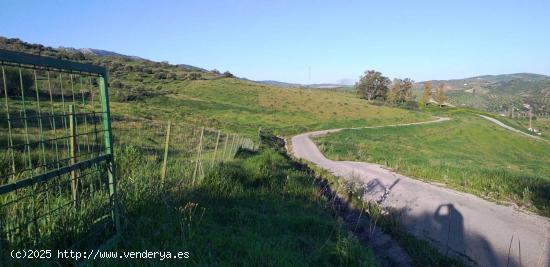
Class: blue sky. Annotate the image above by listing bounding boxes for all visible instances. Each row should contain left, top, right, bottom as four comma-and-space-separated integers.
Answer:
1, 0, 549, 84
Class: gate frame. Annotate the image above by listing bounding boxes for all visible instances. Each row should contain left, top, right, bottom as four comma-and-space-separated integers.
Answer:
0, 48, 121, 246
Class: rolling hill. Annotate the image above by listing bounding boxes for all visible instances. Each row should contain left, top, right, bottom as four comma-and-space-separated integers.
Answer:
416, 73, 550, 115
3, 36, 549, 267
0, 36, 429, 137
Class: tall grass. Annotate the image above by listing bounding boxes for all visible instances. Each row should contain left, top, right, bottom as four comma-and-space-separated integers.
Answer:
96, 148, 377, 266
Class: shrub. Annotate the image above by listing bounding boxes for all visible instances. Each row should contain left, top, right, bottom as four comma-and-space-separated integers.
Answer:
153, 72, 167, 80
1, 67, 34, 97
188, 73, 202, 80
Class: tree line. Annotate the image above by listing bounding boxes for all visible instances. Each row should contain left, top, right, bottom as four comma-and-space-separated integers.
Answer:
355, 70, 448, 107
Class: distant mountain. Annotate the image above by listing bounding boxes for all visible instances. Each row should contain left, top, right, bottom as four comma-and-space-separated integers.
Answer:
416, 73, 550, 115
256, 80, 302, 88
58, 47, 145, 60
255, 80, 352, 89
308, 83, 353, 89
176, 64, 208, 72
57, 47, 207, 71
417, 73, 550, 96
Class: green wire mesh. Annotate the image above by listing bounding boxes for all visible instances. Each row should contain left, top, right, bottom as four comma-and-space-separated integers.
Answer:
0, 50, 255, 264
0, 62, 116, 259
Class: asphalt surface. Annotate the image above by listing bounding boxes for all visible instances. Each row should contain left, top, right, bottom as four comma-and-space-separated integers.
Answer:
479, 115, 543, 140
291, 117, 550, 267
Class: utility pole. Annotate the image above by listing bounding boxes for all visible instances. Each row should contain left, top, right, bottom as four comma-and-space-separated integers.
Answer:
308, 66, 311, 84
529, 107, 533, 131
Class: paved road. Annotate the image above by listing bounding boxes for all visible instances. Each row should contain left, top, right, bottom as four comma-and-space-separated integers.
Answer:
479, 115, 542, 140
291, 118, 550, 267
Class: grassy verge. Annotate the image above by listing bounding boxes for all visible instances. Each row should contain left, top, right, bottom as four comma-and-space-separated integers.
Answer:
95, 148, 377, 266
314, 109, 550, 216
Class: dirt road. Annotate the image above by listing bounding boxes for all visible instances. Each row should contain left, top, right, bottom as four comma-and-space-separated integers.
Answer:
291, 118, 550, 267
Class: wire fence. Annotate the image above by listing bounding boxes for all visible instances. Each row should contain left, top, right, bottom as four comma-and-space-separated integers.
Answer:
113, 118, 256, 184
0, 49, 119, 262
0, 49, 256, 264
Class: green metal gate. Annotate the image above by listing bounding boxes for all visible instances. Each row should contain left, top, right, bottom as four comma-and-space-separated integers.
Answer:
0, 49, 120, 260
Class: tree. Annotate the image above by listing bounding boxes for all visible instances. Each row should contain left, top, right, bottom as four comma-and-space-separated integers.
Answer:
355, 70, 390, 101
421, 81, 432, 106
388, 78, 414, 104
435, 83, 448, 107
387, 79, 401, 104
400, 78, 414, 102
223, 71, 234, 78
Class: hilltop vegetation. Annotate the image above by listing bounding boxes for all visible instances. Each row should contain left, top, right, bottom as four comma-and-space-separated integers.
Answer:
0, 37, 430, 137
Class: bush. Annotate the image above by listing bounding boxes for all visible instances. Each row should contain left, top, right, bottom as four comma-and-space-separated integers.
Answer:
223, 71, 234, 78
153, 72, 167, 80
179, 73, 189, 80
110, 80, 123, 88
112, 85, 166, 102
188, 72, 202, 80
1, 67, 34, 97
399, 100, 420, 110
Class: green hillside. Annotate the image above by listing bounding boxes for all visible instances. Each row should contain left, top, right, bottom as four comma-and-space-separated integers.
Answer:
416, 73, 550, 116
0, 37, 430, 137
1, 37, 443, 266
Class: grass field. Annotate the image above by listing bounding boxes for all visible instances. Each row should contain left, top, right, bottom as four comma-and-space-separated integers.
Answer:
100, 148, 378, 266
314, 109, 550, 216
3, 147, 378, 266
112, 77, 431, 136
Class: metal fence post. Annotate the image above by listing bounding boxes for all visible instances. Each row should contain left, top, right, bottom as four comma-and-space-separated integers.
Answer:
211, 130, 220, 168
192, 127, 204, 186
222, 134, 229, 161
257, 127, 262, 150
230, 134, 237, 157
99, 75, 121, 235
69, 105, 80, 209
161, 120, 172, 182
235, 136, 241, 155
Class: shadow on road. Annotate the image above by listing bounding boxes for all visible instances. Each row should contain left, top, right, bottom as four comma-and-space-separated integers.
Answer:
365, 178, 400, 204
399, 203, 518, 267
